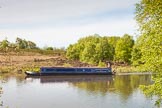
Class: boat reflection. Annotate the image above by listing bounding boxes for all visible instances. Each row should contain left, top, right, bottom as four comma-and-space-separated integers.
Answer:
25, 75, 114, 83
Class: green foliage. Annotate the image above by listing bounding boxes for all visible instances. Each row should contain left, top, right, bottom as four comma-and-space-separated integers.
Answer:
16, 37, 27, 49
27, 41, 37, 49
98, 60, 106, 67
135, 0, 162, 72
131, 46, 142, 66
135, 0, 162, 105
66, 35, 122, 65
0, 37, 37, 51
0, 39, 18, 52
22, 66, 40, 73
80, 40, 99, 64
16, 37, 37, 49
107, 36, 120, 48
114, 34, 134, 63
95, 37, 114, 62
0, 39, 9, 49
107, 36, 120, 58
63, 63, 72, 67
44, 47, 53, 51
0, 37, 65, 56
66, 44, 80, 60
140, 76, 162, 106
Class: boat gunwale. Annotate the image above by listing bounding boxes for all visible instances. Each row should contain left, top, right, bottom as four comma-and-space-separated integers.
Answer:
40, 67, 111, 69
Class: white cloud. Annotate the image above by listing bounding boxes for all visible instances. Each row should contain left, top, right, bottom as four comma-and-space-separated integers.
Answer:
0, 0, 138, 24
0, 15, 138, 47
0, 0, 139, 47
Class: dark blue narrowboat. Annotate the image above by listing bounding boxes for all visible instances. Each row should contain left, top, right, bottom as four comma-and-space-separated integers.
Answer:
25, 67, 114, 76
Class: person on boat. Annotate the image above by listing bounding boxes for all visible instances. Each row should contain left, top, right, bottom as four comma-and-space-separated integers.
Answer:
107, 61, 111, 68
107, 61, 116, 74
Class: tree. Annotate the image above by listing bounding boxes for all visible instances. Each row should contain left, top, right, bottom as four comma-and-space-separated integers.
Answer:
27, 41, 37, 49
66, 34, 134, 65
66, 44, 80, 60
45, 47, 53, 51
66, 35, 100, 62
15, 37, 37, 49
135, 0, 162, 105
114, 34, 134, 63
95, 37, 114, 62
0, 39, 9, 50
107, 36, 120, 61
107, 36, 120, 49
80, 41, 97, 64
16, 37, 27, 49
131, 46, 142, 66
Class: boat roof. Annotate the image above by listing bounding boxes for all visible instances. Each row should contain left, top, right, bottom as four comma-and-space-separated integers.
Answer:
40, 66, 109, 69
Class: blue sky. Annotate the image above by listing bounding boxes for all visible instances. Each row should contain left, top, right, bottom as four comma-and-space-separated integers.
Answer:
0, 0, 139, 48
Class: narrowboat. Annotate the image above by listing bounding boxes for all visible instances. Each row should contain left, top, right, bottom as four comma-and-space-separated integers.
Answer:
25, 67, 114, 76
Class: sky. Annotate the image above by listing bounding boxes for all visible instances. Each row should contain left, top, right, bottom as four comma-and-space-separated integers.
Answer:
0, 0, 139, 48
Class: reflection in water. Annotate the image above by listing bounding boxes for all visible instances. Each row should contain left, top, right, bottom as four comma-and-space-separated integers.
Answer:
1, 74, 156, 108
27, 75, 114, 96
26, 75, 152, 101
113, 75, 152, 100
71, 75, 152, 99
27, 75, 113, 83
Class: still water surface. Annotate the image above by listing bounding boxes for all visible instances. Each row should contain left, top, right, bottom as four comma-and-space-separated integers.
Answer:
1, 74, 157, 108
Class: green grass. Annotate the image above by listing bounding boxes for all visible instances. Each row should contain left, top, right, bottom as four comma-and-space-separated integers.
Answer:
114, 65, 148, 73
63, 63, 72, 67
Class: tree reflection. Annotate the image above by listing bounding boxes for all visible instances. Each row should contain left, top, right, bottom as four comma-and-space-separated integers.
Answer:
113, 75, 151, 100
71, 75, 152, 100
72, 81, 114, 95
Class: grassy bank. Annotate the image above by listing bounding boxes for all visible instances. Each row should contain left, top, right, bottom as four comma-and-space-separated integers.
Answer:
0, 51, 94, 76
0, 51, 148, 76
0, 63, 147, 77
113, 65, 148, 73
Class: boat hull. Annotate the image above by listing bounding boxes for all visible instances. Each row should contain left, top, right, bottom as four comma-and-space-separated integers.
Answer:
25, 67, 114, 76
25, 71, 114, 76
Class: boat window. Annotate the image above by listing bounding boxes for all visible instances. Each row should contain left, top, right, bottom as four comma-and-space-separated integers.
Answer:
46, 69, 55, 71
56, 68, 75, 71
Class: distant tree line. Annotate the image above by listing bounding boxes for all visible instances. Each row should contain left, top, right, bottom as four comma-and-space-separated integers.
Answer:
0, 37, 65, 55
0, 37, 37, 51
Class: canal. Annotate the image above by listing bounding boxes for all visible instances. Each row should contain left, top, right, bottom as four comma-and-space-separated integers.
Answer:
0, 74, 157, 108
